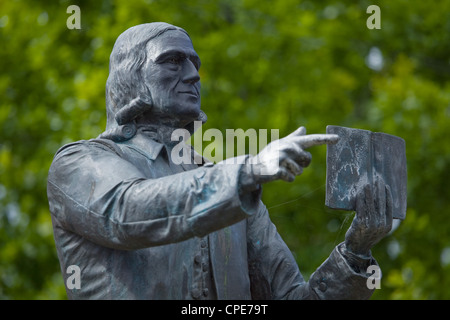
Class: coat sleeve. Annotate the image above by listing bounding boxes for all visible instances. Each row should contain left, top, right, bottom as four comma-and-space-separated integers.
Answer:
246, 202, 377, 300
47, 140, 261, 250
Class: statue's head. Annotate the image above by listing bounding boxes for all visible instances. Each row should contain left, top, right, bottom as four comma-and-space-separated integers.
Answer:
101, 22, 206, 141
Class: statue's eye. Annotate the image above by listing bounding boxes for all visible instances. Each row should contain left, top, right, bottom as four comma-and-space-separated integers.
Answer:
168, 57, 181, 64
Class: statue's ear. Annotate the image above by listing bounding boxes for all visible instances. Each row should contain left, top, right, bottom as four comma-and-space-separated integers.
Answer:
114, 96, 153, 125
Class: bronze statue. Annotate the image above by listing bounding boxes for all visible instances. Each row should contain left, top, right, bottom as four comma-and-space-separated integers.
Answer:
47, 22, 395, 299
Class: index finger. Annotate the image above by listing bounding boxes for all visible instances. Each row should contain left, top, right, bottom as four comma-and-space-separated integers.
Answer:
294, 134, 339, 149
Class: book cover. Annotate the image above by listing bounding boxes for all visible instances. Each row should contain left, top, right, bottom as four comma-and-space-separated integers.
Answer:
325, 125, 407, 220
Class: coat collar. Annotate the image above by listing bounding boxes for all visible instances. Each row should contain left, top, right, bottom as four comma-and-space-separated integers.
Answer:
121, 129, 166, 161
120, 125, 211, 168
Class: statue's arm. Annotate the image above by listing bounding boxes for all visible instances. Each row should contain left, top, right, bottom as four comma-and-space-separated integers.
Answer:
247, 202, 376, 300
47, 140, 261, 250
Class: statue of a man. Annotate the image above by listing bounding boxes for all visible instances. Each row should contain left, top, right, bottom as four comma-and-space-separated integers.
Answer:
47, 22, 393, 299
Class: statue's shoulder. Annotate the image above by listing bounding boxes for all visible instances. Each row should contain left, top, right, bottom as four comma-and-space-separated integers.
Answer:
53, 138, 125, 160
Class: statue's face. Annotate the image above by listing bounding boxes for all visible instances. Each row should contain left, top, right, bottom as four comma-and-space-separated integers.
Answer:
142, 30, 201, 123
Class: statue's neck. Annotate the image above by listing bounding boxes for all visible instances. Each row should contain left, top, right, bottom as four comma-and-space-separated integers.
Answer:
132, 110, 197, 147
136, 125, 182, 147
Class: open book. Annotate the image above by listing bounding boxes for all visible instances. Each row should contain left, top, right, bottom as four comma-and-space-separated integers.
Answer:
325, 125, 407, 220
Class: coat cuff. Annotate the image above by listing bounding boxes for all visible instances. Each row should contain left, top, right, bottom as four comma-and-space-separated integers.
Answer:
308, 242, 378, 300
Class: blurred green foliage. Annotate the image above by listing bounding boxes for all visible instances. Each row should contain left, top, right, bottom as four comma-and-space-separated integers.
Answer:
0, 0, 449, 299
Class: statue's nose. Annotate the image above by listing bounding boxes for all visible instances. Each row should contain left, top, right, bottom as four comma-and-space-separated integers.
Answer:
182, 59, 200, 84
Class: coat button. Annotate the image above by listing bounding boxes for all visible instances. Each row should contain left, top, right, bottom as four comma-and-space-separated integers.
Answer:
191, 288, 201, 299
203, 288, 209, 297
194, 254, 201, 264
318, 281, 327, 292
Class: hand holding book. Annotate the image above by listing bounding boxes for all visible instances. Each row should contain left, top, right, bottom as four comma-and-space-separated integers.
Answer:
325, 125, 407, 259
344, 178, 393, 257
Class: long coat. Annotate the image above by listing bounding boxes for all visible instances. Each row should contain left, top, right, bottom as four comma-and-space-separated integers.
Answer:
47, 129, 375, 299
